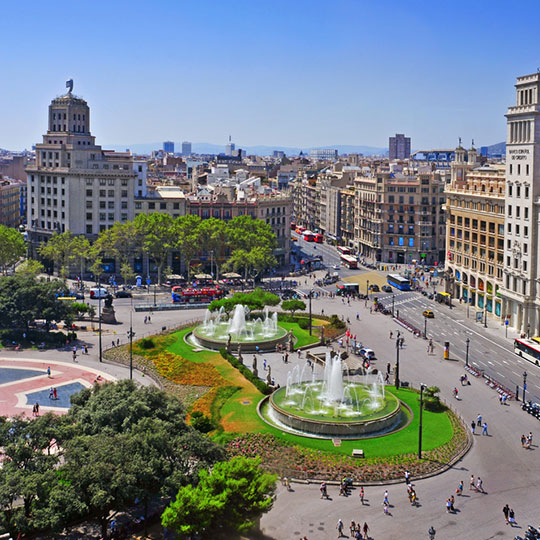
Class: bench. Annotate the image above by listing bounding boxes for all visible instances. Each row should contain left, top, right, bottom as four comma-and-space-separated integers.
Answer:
352, 449, 364, 458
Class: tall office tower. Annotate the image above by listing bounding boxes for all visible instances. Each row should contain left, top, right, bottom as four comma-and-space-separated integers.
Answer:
163, 141, 175, 153
500, 72, 540, 334
389, 133, 411, 160
181, 141, 192, 156
26, 81, 137, 255
225, 135, 235, 156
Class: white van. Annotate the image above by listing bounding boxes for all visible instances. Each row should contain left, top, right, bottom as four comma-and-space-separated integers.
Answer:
89, 287, 108, 299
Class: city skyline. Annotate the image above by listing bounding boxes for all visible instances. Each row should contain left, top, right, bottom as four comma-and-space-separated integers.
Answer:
2, 0, 540, 150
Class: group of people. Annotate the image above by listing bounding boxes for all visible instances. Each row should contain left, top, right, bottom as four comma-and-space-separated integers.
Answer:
469, 474, 485, 493
48, 387, 58, 400
520, 432, 533, 449
470, 414, 488, 435
336, 519, 370, 539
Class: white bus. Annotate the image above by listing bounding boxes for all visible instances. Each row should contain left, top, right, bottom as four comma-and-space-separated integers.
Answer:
514, 338, 540, 366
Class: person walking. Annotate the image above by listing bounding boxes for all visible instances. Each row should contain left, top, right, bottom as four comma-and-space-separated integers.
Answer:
503, 504, 510, 524
471, 420, 476, 434
359, 486, 365, 505
404, 470, 411, 485
389, 331, 393, 339
456, 480, 463, 496
482, 422, 488, 436
477, 413, 482, 427
336, 519, 344, 538
521, 434, 526, 448
320, 482, 328, 499
47, 366, 51, 378
476, 477, 484, 493
362, 522, 369, 539
383, 489, 389, 506
53, 387, 57, 400
527, 431, 533, 448
469, 474, 475, 490
446, 498, 452, 513
349, 521, 356, 537
34, 402, 39, 416
508, 508, 516, 526
453, 387, 459, 399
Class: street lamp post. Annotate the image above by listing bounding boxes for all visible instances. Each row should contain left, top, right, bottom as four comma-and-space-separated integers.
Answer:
465, 337, 470, 367
523, 371, 528, 404
527, 323, 531, 339
392, 294, 395, 317
153, 283, 157, 306
366, 279, 370, 298
484, 305, 487, 328
98, 277, 102, 363
418, 383, 426, 459
423, 315, 427, 339
128, 299, 135, 380
308, 290, 313, 335
467, 298, 470, 319
395, 337, 400, 390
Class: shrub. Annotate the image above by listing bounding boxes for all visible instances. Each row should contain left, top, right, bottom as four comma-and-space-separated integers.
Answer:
138, 337, 155, 350
190, 411, 216, 433
220, 349, 273, 395
329, 314, 346, 329
297, 318, 309, 330
422, 386, 447, 412
0, 329, 75, 348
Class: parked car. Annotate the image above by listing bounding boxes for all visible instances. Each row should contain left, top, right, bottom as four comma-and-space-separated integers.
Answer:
359, 348, 376, 360
115, 289, 132, 298
382, 285, 393, 293
369, 284, 380, 293
423, 310, 435, 318
89, 287, 108, 299
280, 289, 297, 300
68, 290, 84, 300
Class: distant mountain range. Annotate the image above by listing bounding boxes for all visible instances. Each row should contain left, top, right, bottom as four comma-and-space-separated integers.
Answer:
104, 142, 387, 157
484, 141, 505, 156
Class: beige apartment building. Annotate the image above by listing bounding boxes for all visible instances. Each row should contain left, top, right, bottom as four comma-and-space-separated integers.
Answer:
445, 145, 505, 320
26, 83, 139, 255
135, 186, 186, 219
0, 177, 21, 227
354, 169, 446, 264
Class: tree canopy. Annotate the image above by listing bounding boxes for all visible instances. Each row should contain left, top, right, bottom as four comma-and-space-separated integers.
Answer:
162, 456, 276, 539
0, 225, 25, 275
209, 287, 280, 313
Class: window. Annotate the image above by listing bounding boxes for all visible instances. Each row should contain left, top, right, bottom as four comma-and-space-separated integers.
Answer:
86, 225, 93, 234
518, 164, 521, 175
121, 213, 128, 221
108, 201, 114, 209
524, 243, 528, 253
525, 208, 529, 219
525, 186, 530, 198
108, 179, 115, 185
135, 202, 142, 209
517, 185, 521, 197
100, 201, 106, 209
86, 179, 93, 185
516, 224, 520, 235
508, 184, 513, 196
508, 205, 512, 216
99, 190, 106, 197
108, 213, 114, 221
121, 201, 128, 209
524, 261, 528, 271
108, 190, 114, 197
398, 237, 404, 246
86, 213, 92, 220
160, 202, 166, 210
524, 226, 528, 237
86, 201, 93, 209
121, 190, 128, 198
173, 202, 179, 209
121, 179, 128, 186
148, 202, 155, 210
526, 164, 530, 175
408, 238, 414, 247
99, 213, 106, 221
100, 179, 106, 185
516, 207, 520, 218
86, 189, 93, 197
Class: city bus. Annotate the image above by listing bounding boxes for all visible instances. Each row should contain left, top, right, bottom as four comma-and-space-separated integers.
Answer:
290, 222, 296, 230
303, 230, 316, 242
386, 274, 411, 291
295, 225, 306, 234
514, 338, 540, 366
340, 254, 358, 269
314, 233, 323, 244
171, 286, 224, 304
436, 291, 452, 306
337, 246, 352, 255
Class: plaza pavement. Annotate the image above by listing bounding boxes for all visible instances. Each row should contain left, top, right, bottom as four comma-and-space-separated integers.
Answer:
2, 286, 539, 539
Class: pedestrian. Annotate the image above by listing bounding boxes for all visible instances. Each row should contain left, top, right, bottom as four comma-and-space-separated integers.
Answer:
356, 312, 359, 320
349, 521, 356, 537
35, 402, 39, 416
482, 422, 488, 436
72, 349, 77, 362
404, 470, 410, 485
450, 495, 455, 512
521, 434, 526, 448
49, 388, 54, 400
359, 486, 365, 505
383, 500, 389, 515
32, 403, 37, 417
456, 480, 463, 496
320, 482, 328, 499
528, 431, 533, 448
446, 498, 452, 513
117, 338, 120, 346
383, 489, 389, 505
84, 345, 88, 354
47, 366, 51, 378
477, 413, 482, 426
476, 477, 484, 493
285, 477, 291, 491
285, 353, 289, 363
263, 358, 267, 371
389, 331, 393, 339
336, 519, 344, 538
144, 316, 147, 324
469, 474, 475, 490
362, 522, 369, 539
148, 315, 151, 323
503, 503, 510, 524
508, 508, 516, 526
385, 372, 390, 383
255, 345, 259, 354
471, 420, 476, 434
453, 387, 459, 399
53, 387, 57, 400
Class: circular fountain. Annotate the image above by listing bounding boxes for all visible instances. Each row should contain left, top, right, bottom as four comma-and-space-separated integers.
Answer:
191, 305, 289, 352
261, 352, 405, 438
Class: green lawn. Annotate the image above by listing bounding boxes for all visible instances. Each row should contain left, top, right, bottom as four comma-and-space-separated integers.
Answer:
277, 320, 321, 348
158, 327, 454, 459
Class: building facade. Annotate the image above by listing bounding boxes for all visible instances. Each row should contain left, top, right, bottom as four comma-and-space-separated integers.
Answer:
181, 141, 192, 156
445, 145, 505, 320
26, 84, 138, 254
389, 134, 411, 160
0, 178, 21, 227
163, 141, 174, 153
354, 169, 446, 264
500, 73, 540, 334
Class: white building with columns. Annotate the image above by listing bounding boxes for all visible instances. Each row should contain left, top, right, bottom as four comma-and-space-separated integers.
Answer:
500, 72, 540, 335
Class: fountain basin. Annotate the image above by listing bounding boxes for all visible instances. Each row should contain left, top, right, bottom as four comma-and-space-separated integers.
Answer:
191, 325, 289, 352
266, 384, 403, 437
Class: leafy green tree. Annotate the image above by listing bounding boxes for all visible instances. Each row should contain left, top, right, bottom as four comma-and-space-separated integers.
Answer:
225, 249, 251, 281
0, 274, 70, 331
209, 288, 279, 312
226, 215, 277, 252
174, 215, 201, 279
135, 213, 176, 285
15, 259, 44, 276
0, 225, 25, 274
162, 456, 276, 539
71, 235, 91, 281
282, 299, 306, 316
198, 218, 228, 279
248, 246, 277, 279
38, 231, 79, 277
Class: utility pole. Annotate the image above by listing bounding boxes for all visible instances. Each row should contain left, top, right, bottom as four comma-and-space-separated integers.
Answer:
392, 295, 395, 317
418, 383, 426, 459
465, 337, 470, 367
308, 290, 313, 335
523, 371, 528, 404
484, 305, 487, 328
423, 315, 427, 339
395, 337, 400, 390
128, 298, 135, 380
98, 277, 102, 363
366, 279, 370, 298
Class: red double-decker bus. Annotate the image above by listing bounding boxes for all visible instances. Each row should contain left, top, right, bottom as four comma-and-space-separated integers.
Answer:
314, 233, 323, 243
337, 246, 351, 255
303, 230, 316, 242
171, 286, 224, 304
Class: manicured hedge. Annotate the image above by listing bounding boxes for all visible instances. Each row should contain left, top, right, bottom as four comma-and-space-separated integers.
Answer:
220, 349, 273, 395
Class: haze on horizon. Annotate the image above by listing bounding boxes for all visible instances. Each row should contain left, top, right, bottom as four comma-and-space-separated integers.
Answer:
1, 0, 539, 152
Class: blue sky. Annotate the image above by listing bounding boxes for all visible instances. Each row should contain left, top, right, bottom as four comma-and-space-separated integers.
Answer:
1, 0, 540, 151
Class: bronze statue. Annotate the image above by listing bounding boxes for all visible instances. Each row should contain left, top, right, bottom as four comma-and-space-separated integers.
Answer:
266, 365, 272, 385
237, 343, 243, 361
252, 354, 258, 377
226, 333, 232, 353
